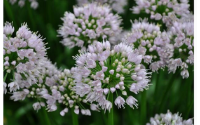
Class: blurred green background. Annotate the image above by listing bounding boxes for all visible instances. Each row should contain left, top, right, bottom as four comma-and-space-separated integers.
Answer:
4, 0, 194, 125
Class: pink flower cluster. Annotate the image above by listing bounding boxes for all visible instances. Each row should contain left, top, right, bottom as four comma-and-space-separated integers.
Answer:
122, 16, 193, 78
4, 22, 46, 92
72, 41, 150, 110
131, 0, 190, 27
58, 3, 122, 49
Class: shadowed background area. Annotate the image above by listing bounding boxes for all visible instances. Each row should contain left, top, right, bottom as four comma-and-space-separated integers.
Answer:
4, 0, 194, 125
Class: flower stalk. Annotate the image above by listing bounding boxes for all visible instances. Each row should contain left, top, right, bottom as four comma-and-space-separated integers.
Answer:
108, 93, 114, 125
42, 108, 51, 125
72, 110, 79, 125
141, 91, 146, 125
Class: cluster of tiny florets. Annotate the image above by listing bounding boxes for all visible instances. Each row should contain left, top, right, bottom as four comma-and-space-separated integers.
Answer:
146, 110, 193, 125
166, 21, 194, 78
10, 57, 93, 116
131, 0, 190, 27
51, 68, 93, 116
76, 0, 128, 14
9, 0, 38, 9
149, 19, 194, 78
58, 3, 122, 49
10, 58, 60, 104
123, 19, 161, 65
122, 13, 193, 78
4, 22, 46, 92
72, 41, 150, 111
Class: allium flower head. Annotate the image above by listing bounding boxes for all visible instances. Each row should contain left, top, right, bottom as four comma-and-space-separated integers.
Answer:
122, 19, 169, 72
131, 0, 190, 27
164, 20, 194, 78
72, 41, 150, 111
122, 17, 194, 79
58, 3, 122, 49
76, 0, 128, 14
123, 19, 161, 64
10, 58, 93, 116
10, 58, 60, 102
4, 22, 47, 90
146, 110, 193, 125
150, 18, 194, 78
50, 68, 93, 116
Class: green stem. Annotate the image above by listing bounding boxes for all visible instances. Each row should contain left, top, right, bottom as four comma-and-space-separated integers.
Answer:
26, 113, 35, 125
108, 93, 114, 125
27, 5, 36, 30
154, 73, 159, 94
153, 71, 162, 114
186, 101, 193, 118
72, 110, 79, 125
159, 73, 178, 111
4, 0, 17, 28
4, 73, 8, 82
154, 73, 159, 102
42, 108, 51, 125
141, 91, 146, 125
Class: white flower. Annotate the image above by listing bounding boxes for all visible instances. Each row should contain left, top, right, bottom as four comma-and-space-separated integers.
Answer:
86, 59, 96, 68
81, 109, 91, 116
128, 52, 143, 64
85, 109, 91, 116
74, 106, 79, 114
114, 96, 125, 108
103, 88, 109, 95
16, 24, 32, 39
48, 105, 57, 112
90, 104, 99, 111
163, 111, 172, 123
60, 108, 68, 116
75, 83, 91, 97
110, 87, 116, 93
109, 70, 114, 75
181, 70, 189, 79
126, 96, 138, 109
10, 89, 29, 101
103, 100, 112, 112
33, 102, 44, 111
95, 71, 105, 80
183, 119, 193, 125
8, 81, 19, 92
60, 110, 65, 116
4, 22, 14, 35
30, 1, 38, 9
